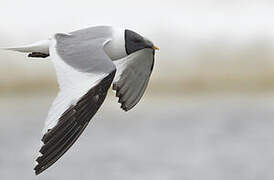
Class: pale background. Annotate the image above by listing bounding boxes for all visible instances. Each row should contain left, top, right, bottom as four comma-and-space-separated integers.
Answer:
1, 0, 274, 180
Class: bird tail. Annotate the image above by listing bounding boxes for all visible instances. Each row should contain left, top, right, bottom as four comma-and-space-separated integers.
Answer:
2, 39, 50, 54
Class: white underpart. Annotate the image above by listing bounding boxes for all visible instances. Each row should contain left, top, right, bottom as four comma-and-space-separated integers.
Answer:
104, 27, 127, 60
43, 38, 107, 135
3, 39, 50, 54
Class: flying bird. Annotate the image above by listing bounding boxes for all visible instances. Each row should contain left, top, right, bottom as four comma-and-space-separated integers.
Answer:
4, 26, 158, 175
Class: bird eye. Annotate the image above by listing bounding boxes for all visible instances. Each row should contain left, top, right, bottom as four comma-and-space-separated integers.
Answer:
134, 38, 142, 43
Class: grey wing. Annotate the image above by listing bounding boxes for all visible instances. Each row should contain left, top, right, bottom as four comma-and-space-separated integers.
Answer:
113, 48, 155, 111
55, 26, 115, 74
34, 28, 116, 175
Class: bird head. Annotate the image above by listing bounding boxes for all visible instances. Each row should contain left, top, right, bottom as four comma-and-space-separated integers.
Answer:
125, 29, 159, 55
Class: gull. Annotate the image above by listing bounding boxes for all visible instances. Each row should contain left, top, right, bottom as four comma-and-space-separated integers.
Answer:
4, 26, 159, 175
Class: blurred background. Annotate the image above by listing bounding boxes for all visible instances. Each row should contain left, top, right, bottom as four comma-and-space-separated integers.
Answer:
1, 0, 274, 179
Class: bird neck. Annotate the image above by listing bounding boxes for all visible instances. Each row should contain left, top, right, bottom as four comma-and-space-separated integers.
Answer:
104, 27, 127, 61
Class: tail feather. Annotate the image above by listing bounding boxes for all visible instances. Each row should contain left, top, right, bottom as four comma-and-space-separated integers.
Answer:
2, 39, 50, 54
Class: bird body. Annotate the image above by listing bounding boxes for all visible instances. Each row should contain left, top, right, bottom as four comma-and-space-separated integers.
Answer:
3, 26, 158, 175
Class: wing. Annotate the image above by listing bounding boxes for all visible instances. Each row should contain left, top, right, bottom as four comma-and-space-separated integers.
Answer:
34, 28, 116, 175
113, 48, 155, 111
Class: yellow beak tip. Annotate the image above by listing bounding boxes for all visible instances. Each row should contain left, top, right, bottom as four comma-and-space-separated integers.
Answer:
153, 46, 159, 50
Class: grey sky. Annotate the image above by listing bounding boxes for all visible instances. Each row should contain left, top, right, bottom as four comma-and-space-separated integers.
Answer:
1, 0, 274, 41
1, 0, 274, 88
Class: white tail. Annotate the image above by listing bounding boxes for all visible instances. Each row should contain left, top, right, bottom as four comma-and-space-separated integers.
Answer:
2, 39, 50, 54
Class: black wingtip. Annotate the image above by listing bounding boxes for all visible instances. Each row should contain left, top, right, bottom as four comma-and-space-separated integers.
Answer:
33, 70, 116, 175
34, 157, 45, 175
34, 165, 43, 175
35, 170, 40, 176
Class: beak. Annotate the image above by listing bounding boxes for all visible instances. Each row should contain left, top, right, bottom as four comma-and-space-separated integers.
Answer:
152, 45, 159, 50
